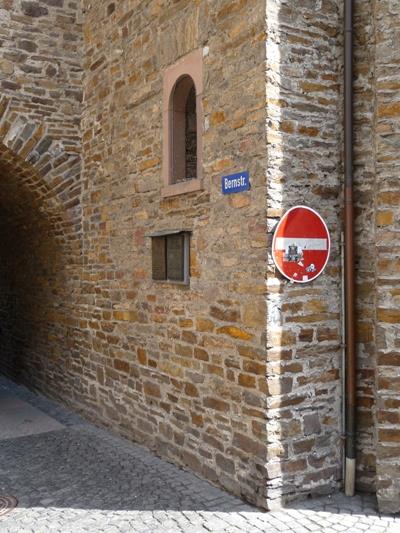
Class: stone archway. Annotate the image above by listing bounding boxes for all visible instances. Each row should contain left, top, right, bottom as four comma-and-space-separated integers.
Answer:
0, 95, 83, 402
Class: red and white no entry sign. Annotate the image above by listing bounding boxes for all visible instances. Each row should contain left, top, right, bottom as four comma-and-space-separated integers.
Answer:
272, 206, 331, 283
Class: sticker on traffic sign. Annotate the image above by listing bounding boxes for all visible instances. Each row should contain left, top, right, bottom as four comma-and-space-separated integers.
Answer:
272, 206, 330, 283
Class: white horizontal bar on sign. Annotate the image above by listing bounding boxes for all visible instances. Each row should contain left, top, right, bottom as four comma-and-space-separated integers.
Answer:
274, 238, 328, 251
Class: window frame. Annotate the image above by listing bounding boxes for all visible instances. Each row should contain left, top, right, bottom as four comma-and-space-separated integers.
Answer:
150, 230, 190, 285
162, 49, 203, 198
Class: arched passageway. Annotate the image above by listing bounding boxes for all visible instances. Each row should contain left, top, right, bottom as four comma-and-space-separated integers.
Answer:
0, 101, 82, 402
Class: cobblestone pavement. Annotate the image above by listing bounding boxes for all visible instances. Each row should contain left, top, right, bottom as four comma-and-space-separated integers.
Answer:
0, 376, 399, 533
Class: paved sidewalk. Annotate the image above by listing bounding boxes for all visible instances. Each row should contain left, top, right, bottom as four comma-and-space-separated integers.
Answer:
0, 376, 398, 533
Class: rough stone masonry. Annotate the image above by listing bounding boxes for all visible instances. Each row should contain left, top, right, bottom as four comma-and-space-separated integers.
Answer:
0, 0, 399, 514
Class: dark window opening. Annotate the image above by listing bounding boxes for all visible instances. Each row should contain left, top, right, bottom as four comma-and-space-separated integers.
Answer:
152, 232, 190, 283
185, 86, 197, 181
171, 76, 197, 183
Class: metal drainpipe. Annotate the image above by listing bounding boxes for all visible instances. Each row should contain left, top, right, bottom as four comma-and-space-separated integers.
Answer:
344, 0, 356, 497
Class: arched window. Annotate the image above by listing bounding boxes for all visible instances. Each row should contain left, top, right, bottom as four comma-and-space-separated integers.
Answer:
162, 49, 203, 197
171, 75, 197, 183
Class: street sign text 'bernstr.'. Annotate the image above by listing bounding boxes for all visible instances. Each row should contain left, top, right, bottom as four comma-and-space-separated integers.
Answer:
221, 171, 250, 194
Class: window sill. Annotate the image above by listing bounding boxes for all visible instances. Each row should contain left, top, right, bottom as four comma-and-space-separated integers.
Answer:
161, 179, 203, 198
152, 279, 190, 287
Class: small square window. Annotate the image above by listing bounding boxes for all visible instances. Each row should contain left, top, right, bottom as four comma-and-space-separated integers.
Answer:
151, 231, 190, 284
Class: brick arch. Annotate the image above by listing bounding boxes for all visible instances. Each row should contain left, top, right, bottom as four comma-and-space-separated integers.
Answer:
0, 94, 81, 235
0, 95, 82, 397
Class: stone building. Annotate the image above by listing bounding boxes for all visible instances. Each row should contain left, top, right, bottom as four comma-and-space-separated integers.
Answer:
0, 0, 399, 514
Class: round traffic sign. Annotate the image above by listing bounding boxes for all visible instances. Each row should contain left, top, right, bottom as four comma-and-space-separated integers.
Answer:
272, 206, 331, 283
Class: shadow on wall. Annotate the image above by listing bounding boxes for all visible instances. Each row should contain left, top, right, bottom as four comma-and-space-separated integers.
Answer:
265, 0, 343, 507
0, 144, 81, 400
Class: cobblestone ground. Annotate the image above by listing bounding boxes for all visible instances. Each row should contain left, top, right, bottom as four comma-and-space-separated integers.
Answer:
0, 376, 399, 533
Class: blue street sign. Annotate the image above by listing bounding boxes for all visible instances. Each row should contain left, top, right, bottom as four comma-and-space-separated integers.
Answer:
221, 171, 250, 195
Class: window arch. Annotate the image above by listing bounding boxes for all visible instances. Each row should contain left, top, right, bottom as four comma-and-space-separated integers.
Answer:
162, 49, 203, 197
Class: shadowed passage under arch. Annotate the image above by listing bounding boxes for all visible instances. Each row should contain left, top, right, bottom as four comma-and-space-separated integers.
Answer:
0, 125, 82, 401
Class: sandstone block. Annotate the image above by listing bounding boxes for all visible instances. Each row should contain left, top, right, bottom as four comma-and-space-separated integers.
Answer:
238, 373, 256, 388
184, 383, 199, 397
114, 359, 129, 373
377, 210, 394, 226
210, 306, 240, 323
242, 301, 265, 327
232, 432, 264, 457
203, 397, 230, 413
143, 382, 161, 399
216, 326, 253, 341
195, 318, 215, 332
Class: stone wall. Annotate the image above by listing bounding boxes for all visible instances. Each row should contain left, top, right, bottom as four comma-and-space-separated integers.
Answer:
348, 0, 400, 512
0, 0, 82, 148
266, 0, 343, 506
353, 0, 378, 493
373, 0, 400, 514
80, 0, 268, 507
0, 0, 399, 513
